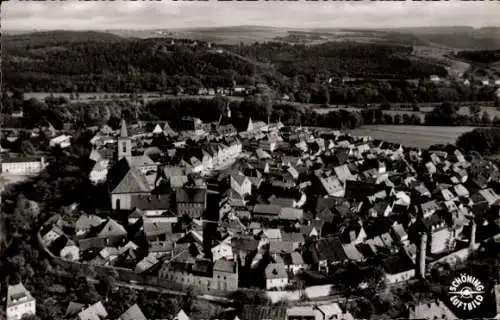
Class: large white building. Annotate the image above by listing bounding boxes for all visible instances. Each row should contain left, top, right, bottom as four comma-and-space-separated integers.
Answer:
49, 134, 72, 148
1, 157, 47, 176
6, 282, 36, 320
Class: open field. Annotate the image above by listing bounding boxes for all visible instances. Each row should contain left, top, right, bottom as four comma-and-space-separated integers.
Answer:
315, 105, 500, 120
348, 125, 477, 148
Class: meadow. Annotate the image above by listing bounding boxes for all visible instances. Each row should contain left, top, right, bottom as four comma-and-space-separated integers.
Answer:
348, 125, 477, 148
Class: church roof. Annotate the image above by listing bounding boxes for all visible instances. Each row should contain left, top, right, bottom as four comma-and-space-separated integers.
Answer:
126, 155, 155, 168
112, 167, 152, 194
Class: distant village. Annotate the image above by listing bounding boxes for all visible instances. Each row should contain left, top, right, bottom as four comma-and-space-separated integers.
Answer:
2, 103, 500, 320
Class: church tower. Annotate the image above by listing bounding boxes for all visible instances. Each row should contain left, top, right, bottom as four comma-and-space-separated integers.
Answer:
246, 117, 254, 132
117, 119, 132, 160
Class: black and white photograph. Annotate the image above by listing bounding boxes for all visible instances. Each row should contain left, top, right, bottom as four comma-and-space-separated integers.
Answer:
1, 1, 500, 319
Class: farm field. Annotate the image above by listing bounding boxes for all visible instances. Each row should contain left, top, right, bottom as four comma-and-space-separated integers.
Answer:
349, 125, 477, 148
315, 105, 500, 120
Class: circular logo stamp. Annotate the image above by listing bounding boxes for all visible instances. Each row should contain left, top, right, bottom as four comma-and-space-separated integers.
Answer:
448, 273, 485, 312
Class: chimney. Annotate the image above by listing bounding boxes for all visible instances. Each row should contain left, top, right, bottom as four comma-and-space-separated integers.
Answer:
417, 232, 427, 279
469, 220, 477, 251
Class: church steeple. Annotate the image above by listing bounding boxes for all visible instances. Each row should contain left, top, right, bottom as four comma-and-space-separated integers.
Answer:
117, 119, 132, 160
120, 119, 129, 138
247, 117, 254, 132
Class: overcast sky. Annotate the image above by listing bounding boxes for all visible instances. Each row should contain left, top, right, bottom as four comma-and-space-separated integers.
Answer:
3, 1, 500, 30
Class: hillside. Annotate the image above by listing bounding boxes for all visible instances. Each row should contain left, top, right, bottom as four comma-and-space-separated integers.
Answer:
4, 30, 127, 48
3, 33, 451, 93
229, 42, 447, 79
456, 50, 500, 64
399, 27, 500, 50
6, 31, 496, 104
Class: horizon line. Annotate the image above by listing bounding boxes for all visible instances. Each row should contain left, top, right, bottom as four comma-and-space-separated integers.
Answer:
4, 24, 500, 32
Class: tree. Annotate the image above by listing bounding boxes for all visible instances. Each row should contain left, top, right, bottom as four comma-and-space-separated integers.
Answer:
493, 116, 500, 126
383, 114, 393, 124
181, 287, 194, 314
481, 111, 491, 125
393, 114, 401, 125
456, 128, 500, 156
402, 114, 411, 125
410, 114, 422, 125
334, 262, 363, 304
425, 102, 459, 126
96, 271, 118, 302
20, 140, 35, 155
469, 104, 481, 121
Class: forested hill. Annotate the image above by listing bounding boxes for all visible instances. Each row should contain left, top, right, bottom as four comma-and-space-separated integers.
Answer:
227, 42, 445, 79
4, 33, 449, 94
4, 30, 127, 48
456, 50, 500, 65
398, 27, 500, 50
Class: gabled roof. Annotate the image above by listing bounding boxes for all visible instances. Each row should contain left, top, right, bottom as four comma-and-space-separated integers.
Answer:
290, 252, 304, 265
261, 228, 282, 240
342, 243, 364, 261
269, 196, 295, 207
231, 236, 259, 253
316, 236, 348, 262
279, 208, 303, 221
174, 309, 191, 320
253, 204, 282, 216
65, 301, 86, 318
334, 164, 353, 183
75, 214, 105, 230
7, 282, 34, 307
111, 167, 152, 194
409, 299, 457, 320
126, 155, 155, 168
135, 254, 160, 274
320, 176, 343, 196
231, 173, 248, 186
118, 304, 147, 320
78, 301, 108, 320
143, 219, 173, 236
96, 219, 127, 238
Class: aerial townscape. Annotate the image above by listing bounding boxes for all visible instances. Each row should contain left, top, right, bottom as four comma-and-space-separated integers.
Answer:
2, 3, 500, 320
